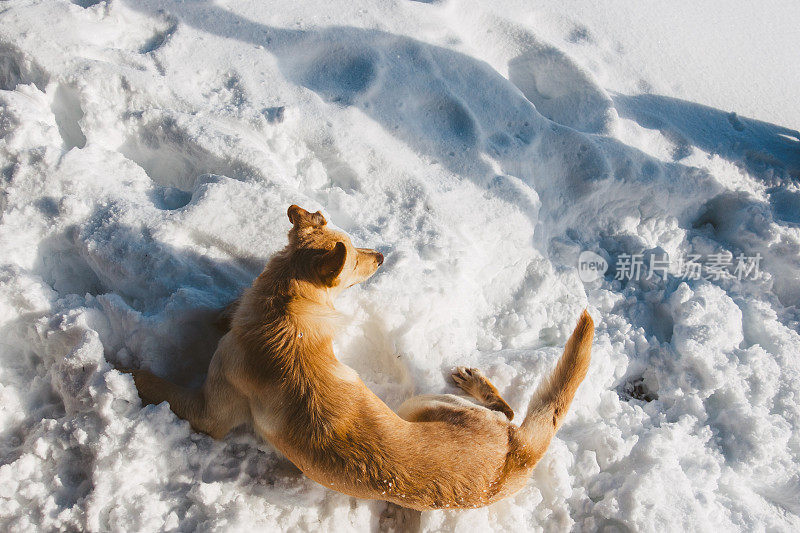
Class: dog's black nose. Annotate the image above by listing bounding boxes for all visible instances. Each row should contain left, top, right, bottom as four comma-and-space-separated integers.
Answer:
376, 253, 384, 266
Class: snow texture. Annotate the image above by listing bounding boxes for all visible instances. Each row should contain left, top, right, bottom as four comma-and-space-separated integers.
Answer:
1, 0, 799, 531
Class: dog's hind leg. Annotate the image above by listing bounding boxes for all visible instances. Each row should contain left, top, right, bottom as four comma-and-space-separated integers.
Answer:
451, 367, 514, 420
396, 393, 509, 427
133, 369, 249, 439
396, 394, 476, 421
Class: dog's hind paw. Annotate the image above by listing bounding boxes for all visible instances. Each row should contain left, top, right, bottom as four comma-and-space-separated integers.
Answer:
451, 366, 514, 420
451, 366, 485, 395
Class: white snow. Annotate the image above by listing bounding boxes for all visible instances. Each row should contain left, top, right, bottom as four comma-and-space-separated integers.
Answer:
1, 0, 799, 531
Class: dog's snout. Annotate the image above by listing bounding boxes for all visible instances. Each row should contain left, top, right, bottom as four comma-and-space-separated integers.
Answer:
376, 252, 384, 266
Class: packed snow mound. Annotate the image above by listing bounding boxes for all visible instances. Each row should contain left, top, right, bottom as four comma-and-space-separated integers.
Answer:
1, 0, 799, 531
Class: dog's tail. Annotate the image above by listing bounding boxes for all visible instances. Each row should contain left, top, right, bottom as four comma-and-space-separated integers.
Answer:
520, 310, 594, 441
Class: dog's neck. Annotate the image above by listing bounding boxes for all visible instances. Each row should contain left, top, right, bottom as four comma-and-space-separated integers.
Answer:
236, 250, 342, 363
263, 249, 338, 314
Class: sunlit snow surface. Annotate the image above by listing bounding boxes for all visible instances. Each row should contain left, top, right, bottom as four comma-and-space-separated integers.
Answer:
1, 0, 799, 531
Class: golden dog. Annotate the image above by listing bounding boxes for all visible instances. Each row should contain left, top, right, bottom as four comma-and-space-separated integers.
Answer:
133, 205, 594, 510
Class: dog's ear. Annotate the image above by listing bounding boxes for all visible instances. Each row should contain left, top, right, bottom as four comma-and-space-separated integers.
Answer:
317, 241, 347, 286
288, 205, 327, 227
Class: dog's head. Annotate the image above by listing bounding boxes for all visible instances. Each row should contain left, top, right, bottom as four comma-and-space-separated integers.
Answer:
286, 205, 383, 293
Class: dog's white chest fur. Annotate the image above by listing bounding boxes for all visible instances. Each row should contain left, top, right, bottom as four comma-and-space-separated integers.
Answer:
331, 363, 359, 383
250, 392, 288, 436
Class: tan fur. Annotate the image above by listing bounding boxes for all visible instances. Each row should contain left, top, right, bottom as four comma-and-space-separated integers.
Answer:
132, 205, 595, 510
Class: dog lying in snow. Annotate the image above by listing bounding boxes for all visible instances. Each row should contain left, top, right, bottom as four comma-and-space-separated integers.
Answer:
132, 205, 594, 510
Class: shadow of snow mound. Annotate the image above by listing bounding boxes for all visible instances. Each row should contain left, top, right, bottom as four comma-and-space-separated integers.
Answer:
36, 206, 262, 386
301, 44, 379, 105
123, 1, 722, 250
51, 84, 87, 150
613, 92, 800, 182
767, 187, 800, 225
139, 15, 178, 54
692, 191, 800, 306
76, 209, 253, 311
280, 30, 496, 176
71, 0, 103, 7
119, 112, 262, 191
0, 42, 49, 91
35, 228, 107, 298
509, 46, 615, 134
